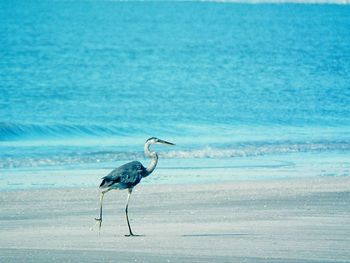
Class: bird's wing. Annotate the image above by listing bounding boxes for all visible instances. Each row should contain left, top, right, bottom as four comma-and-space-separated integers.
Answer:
100, 161, 145, 188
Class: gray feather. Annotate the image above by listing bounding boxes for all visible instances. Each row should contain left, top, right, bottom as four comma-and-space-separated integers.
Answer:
99, 161, 147, 190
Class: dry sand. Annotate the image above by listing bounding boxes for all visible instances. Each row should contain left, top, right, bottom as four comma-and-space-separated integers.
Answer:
0, 177, 349, 262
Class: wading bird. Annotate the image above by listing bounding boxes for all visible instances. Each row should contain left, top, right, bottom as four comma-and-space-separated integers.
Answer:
92, 137, 174, 237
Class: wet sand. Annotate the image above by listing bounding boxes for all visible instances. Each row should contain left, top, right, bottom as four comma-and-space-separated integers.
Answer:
0, 177, 349, 262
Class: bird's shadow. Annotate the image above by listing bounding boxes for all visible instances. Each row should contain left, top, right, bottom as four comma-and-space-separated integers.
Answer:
182, 233, 252, 237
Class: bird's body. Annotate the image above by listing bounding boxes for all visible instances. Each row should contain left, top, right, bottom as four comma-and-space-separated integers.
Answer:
92, 137, 174, 237
99, 161, 146, 190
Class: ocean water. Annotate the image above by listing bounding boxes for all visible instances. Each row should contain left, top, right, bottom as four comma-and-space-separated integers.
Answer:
1, 1, 350, 190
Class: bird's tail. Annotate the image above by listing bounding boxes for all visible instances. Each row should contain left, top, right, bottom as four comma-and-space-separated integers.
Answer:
99, 178, 110, 188
99, 176, 119, 188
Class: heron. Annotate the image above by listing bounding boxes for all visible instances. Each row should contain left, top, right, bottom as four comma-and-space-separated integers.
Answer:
92, 137, 175, 237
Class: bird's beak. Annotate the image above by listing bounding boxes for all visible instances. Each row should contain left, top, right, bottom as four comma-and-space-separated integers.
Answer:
158, 139, 175, 146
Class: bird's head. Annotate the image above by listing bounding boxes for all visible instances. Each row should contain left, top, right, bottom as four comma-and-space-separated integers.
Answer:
146, 137, 175, 146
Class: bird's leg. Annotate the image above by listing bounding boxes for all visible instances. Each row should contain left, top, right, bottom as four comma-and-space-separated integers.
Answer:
125, 188, 136, 237
95, 192, 104, 232
90, 190, 107, 234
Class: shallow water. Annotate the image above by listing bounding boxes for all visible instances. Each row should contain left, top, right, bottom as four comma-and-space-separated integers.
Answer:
1, 2, 349, 189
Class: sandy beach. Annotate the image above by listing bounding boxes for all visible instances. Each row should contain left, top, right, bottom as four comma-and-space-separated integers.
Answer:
0, 177, 349, 262
2, 1, 350, 262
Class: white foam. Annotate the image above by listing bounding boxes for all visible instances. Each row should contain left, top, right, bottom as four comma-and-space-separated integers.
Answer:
1, 141, 349, 169
160, 142, 350, 159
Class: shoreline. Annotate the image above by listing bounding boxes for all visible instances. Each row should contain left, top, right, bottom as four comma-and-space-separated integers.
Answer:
1, 177, 349, 262
1, 151, 349, 192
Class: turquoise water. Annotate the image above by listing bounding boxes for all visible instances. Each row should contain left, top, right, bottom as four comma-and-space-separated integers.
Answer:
1, 1, 350, 189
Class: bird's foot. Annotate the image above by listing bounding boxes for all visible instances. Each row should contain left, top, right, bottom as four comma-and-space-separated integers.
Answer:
125, 233, 143, 237
90, 218, 102, 233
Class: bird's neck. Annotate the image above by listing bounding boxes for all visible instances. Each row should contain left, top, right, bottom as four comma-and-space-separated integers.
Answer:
144, 141, 158, 175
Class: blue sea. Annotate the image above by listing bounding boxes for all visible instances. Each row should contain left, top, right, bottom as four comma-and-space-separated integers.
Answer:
1, 1, 350, 190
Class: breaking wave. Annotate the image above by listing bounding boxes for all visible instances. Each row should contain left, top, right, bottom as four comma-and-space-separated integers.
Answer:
1, 140, 349, 169
0, 122, 140, 141
161, 141, 350, 158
